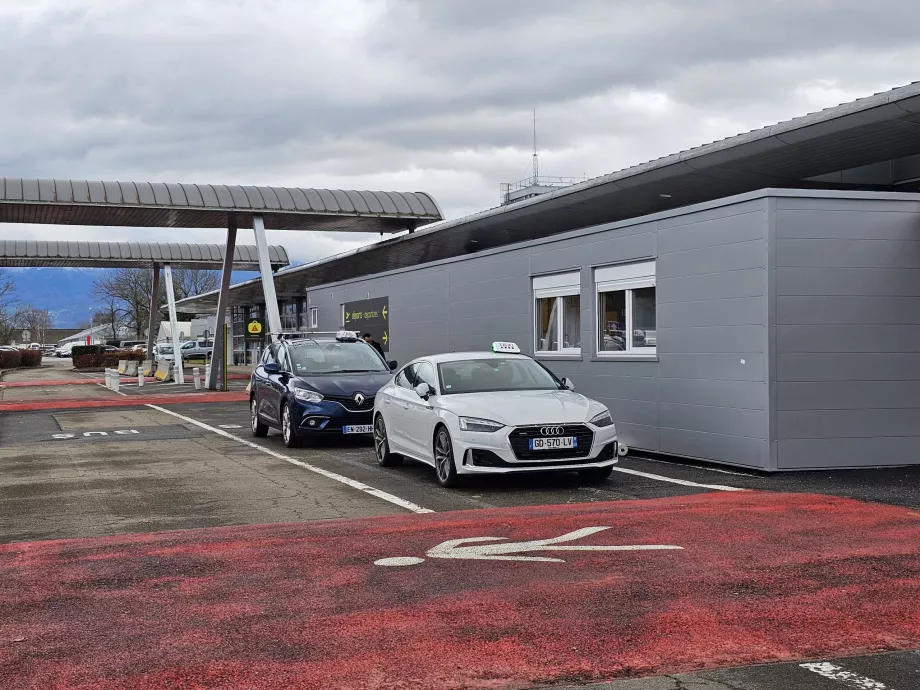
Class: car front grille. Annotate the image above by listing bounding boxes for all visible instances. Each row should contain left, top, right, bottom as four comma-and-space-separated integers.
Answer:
507, 424, 594, 461
325, 394, 376, 412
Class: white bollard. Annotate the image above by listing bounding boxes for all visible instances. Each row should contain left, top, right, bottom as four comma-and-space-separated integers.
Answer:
105, 369, 112, 389
193, 367, 201, 390
138, 371, 144, 387
112, 372, 120, 393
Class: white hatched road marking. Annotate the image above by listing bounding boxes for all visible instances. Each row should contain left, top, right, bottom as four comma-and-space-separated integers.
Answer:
611, 466, 745, 492
631, 455, 756, 477
800, 662, 893, 689
146, 404, 434, 514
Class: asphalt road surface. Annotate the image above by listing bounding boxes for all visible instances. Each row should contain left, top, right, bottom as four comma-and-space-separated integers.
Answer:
1, 364, 919, 689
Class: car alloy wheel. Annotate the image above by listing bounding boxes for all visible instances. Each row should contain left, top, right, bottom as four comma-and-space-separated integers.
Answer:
434, 427, 458, 487
251, 399, 268, 437
374, 415, 402, 467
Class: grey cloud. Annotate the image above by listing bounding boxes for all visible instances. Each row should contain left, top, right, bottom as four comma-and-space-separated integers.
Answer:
1, 0, 919, 264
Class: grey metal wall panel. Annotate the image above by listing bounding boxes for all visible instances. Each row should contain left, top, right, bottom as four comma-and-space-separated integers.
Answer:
658, 209, 764, 253
777, 295, 920, 324
449, 254, 531, 284
776, 209, 920, 240
449, 295, 528, 320
449, 276, 531, 301
774, 196, 920, 469
777, 438, 920, 469
659, 353, 764, 381
585, 374, 659, 403
659, 297, 766, 328
777, 380, 920, 410
777, 238, 920, 269
660, 402, 766, 439
658, 325, 765, 354
776, 266, 920, 296
777, 324, 920, 352
657, 239, 765, 278
777, 352, 920, 380
660, 378, 766, 410
658, 269, 765, 304
779, 408, 920, 439
660, 427, 768, 468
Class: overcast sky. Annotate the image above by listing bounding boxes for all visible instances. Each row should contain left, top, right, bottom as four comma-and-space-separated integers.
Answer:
2, 0, 920, 265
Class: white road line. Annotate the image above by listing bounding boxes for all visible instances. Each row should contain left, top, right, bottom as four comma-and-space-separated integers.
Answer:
629, 455, 756, 477
96, 382, 129, 397
146, 404, 434, 514
610, 466, 745, 492
800, 662, 892, 689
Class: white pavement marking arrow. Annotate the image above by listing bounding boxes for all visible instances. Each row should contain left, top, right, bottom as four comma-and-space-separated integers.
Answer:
800, 662, 892, 689
375, 526, 683, 566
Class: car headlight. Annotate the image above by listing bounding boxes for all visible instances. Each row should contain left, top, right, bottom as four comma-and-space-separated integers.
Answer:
459, 416, 504, 433
292, 388, 324, 403
589, 410, 614, 427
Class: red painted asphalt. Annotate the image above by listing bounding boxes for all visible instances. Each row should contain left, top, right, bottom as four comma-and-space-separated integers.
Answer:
0, 374, 250, 388
2, 492, 919, 689
0, 391, 248, 412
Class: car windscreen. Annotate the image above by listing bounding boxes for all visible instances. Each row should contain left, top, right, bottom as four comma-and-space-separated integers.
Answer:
289, 340, 388, 375
437, 358, 562, 395
158, 345, 173, 354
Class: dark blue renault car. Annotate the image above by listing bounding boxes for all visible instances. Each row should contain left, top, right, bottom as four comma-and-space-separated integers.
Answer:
250, 331, 397, 447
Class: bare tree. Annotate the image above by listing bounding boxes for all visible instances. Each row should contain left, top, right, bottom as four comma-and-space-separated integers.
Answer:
12, 305, 55, 344
92, 267, 220, 337
173, 268, 220, 301
0, 269, 14, 345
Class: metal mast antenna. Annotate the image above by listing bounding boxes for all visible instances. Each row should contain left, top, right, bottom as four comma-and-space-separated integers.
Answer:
532, 108, 539, 184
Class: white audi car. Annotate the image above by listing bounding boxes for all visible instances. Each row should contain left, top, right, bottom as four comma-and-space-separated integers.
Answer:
372, 343, 619, 487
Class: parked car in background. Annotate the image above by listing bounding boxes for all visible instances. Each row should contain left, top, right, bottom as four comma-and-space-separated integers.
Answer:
153, 344, 174, 361
54, 342, 78, 357
178, 339, 213, 362
119, 340, 146, 349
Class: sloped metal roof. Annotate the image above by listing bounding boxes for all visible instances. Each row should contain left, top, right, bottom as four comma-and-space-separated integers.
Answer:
0, 241, 289, 270
0, 181, 442, 232
175, 81, 920, 311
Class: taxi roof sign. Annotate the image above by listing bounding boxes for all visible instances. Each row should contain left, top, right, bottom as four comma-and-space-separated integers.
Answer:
336, 330, 359, 341
491, 341, 521, 354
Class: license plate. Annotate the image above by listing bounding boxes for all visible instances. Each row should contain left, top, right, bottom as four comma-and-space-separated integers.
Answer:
529, 436, 576, 450
343, 425, 373, 435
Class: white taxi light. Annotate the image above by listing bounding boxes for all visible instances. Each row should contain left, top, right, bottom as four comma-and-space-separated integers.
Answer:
336, 330, 359, 341
491, 341, 520, 354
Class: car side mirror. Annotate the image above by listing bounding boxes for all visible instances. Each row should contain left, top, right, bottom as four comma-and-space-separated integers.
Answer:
388, 360, 398, 371
263, 362, 281, 375
562, 377, 575, 391
415, 382, 431, 400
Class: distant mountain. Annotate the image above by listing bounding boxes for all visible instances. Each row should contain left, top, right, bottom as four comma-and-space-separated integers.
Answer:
5, 268, 261, 328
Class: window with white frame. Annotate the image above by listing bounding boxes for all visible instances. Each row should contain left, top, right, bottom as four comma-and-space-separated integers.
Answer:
596, 261, 657, 355
309, 307, 318, 329
533, 272, 581, 354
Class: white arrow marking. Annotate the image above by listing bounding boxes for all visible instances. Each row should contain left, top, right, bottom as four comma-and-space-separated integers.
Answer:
375, 527, 683, 566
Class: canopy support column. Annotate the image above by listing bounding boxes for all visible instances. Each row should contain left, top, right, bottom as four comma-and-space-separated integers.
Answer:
146, 262, 160, 356
207, 218, 237, 390
163, 263, 185, 385
253, 214, 282, 338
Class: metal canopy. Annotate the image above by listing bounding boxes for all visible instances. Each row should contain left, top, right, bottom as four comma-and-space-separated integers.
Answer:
175, 81, 920, 313
0, 240, 289, 270
0, 180, 442, 232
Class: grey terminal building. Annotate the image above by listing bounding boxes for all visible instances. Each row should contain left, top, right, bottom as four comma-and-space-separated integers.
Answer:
178, 81, 920, 472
